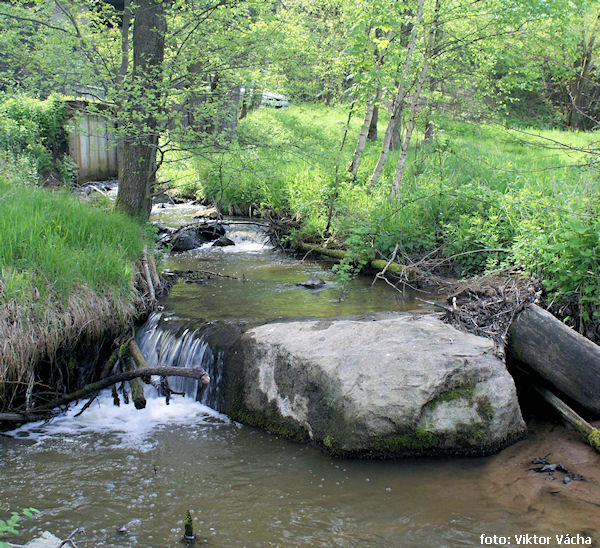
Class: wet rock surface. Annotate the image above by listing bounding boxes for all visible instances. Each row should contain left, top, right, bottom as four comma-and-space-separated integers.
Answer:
212, 235, 235, 247
157, 222, 227, 252
221, 314, 526, 457
297, 273, 326, 289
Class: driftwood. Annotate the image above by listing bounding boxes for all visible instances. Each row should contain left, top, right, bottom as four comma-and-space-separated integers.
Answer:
297, 242, 419, 281
0, 412, 49, 423
129, 339, 150, 370
147, 253, 161, 290
531, 382, 600, 454
141, 244, 156, 301
125, 357, 147, 410
1, 340, 211, 423
508, 304, 600, 415
30, 366, 210, 415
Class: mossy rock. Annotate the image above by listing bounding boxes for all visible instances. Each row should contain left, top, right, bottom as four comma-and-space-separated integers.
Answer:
220, 315, 526, 458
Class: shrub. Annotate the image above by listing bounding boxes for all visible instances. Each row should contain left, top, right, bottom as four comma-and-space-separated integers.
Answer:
0, 94, 69, 178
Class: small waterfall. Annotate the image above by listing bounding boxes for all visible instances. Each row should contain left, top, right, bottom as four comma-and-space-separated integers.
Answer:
135, 312, 224, 409
223, 222, 272, 252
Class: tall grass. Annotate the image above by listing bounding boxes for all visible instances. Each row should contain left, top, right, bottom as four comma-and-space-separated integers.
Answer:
0, 153, 150, 410
0, 152, 148, 306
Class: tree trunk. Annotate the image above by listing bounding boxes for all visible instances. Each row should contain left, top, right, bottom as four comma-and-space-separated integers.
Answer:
391, 50, 431, 193
368, 0, 426, 188
507, 304, 600, 416
115, 0, 167, 219
392, 0, 441, 194
216, 84, 242, 141
117, 138, 159, 218
348, 102, 376, 175
566, 11, 599, 130
423, 119, 434, 142
368, 104, 378, 140
348, 30, 391, 174
116, 0, 131, 182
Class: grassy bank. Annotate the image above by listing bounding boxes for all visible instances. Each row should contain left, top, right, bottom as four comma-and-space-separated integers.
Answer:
163, 104, 599, 335
0, 153, 150, 412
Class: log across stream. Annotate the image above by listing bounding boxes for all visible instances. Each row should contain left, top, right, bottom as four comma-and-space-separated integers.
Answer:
1, 209, 599, 546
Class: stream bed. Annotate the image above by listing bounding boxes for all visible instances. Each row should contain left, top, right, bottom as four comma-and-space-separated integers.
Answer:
1, 206, 599, 547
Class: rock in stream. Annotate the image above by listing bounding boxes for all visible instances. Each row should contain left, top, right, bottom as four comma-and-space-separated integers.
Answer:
221, 314, 526, 457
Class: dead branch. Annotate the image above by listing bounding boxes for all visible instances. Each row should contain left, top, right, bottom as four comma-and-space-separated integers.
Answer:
142, 245, 156, 302
32, 366, 210, 415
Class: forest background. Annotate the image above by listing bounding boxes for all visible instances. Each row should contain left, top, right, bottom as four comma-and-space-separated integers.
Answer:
0, 0, 598, 361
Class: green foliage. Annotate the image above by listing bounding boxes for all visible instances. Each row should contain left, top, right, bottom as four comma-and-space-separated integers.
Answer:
178, 103, 599, 327
512, 188, 600, 321
0, 94, 69, 177
180, 104, 349, 218
0, 505, 39, 546
0, 153, 149, 306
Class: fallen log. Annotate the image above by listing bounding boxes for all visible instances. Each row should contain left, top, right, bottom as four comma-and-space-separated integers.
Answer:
297, 242, 419, 280
129, 339, 150, 370
0, 412, 49, 423
508, 304, 600, 415
34, 366, 210, 414
141, 244, 156, 301
531, 383, 600, 454
147, 252, 161, 291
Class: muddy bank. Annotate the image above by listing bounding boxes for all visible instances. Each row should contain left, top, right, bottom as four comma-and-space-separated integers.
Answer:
481, 415, 600, 538
0, 265, 161, 418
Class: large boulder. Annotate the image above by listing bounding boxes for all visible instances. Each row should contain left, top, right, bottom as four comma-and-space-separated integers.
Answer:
221, 314, 526, 457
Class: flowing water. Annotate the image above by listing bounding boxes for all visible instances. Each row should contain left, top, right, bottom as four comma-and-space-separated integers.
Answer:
1, 205, 599, 547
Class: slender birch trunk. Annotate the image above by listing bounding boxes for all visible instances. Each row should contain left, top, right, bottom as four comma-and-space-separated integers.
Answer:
368, 103, 379, 140
391, 63, 429, 193
392, 0, 442, 195
348, 30, 392, 176
368, 0, 426, 188
348, 88, 381, 175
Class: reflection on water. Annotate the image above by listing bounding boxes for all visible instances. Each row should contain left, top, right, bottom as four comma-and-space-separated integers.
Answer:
3, 393, 598, 547
162, 223, 431, 321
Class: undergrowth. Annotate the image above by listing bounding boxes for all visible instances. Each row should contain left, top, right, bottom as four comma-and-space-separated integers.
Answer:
0, 93, 74, 181
164, 104, 600, 333
0, 153, 148, 306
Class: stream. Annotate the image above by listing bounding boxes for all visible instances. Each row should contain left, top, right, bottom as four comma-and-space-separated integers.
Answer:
1, 204, 599, 547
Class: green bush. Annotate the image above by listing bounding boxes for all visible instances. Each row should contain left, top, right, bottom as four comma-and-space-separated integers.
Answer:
0, 506, 39, 548
0, 94, 69, 177
166, 103, 599, 323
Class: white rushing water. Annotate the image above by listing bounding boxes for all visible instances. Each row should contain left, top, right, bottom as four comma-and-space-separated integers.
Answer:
3, 209, 598, 547
9, 388, 230, 450
9, 308, 232, 450
221, 222, 273, 253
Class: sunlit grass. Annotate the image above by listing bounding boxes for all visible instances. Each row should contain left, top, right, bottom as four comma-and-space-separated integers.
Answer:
0, 153, 148, 305
164, 103, 598, 320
